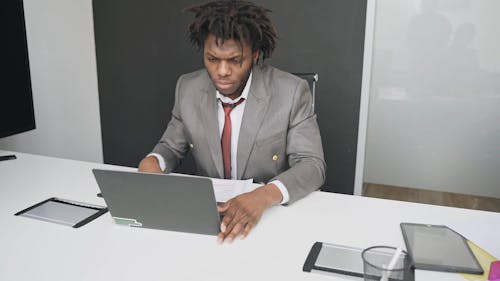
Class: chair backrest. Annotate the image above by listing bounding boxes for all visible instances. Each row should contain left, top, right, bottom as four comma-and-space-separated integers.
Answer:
292, 73, 318, 111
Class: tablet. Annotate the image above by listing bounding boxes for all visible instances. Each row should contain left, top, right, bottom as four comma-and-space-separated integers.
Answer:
303, 242, 365, 278
400, 223, 483, 274
303, 242, 414, 280
15, 197, 108, 228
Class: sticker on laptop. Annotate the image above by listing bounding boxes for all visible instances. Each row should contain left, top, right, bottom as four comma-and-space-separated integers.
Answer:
113, 217, 143, 227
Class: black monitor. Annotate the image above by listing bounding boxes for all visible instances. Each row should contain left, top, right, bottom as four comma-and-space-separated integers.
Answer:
0, 0, 35, 138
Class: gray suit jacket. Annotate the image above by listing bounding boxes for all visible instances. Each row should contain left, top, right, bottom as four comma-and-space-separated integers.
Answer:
152, 64, 326, 204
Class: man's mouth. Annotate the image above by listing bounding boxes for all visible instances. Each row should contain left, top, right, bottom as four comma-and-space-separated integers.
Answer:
215, 81, 234, 91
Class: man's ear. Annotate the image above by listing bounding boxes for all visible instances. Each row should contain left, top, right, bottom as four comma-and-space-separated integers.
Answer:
252, 50, 260, 64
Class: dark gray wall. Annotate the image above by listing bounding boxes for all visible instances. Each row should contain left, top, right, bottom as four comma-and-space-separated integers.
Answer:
93, 0, 366, 194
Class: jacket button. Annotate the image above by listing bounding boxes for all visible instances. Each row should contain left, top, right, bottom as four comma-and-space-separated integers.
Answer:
272, 155, 279, 161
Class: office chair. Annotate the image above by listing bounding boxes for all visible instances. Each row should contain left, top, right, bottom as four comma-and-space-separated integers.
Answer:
292, 73, 319, 111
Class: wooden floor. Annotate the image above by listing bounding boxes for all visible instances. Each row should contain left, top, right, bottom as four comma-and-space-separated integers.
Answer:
363, 183, 500, 213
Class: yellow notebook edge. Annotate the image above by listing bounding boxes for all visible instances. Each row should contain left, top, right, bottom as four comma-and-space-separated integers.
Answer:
459, 240, 498, 281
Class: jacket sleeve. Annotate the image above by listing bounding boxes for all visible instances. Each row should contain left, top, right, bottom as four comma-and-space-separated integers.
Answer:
272, 79, 326, 204
151, 75, 189, 173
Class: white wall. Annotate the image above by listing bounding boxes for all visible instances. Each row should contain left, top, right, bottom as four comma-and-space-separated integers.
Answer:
364, 0, 500, 198
0, 0, 103, 163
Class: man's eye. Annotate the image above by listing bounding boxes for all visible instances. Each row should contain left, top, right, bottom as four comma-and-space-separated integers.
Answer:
231, 58, 241, 63
207, 57, 218, 62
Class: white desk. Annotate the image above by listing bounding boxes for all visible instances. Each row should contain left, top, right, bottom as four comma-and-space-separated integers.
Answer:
1, 151, 499, 281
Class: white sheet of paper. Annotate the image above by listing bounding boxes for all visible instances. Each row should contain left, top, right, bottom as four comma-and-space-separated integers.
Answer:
211, 178, 259, 202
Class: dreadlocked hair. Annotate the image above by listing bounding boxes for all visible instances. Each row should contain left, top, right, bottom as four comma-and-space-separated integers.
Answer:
185, 0, 278, 61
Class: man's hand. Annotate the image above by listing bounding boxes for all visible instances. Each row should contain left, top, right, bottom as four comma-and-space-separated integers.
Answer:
138, 156, 163, 173
216, 183, 282, 243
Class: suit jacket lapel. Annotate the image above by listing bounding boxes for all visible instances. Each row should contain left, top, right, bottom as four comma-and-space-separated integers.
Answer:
237, 66, 270, 179
199, 74, 224, 178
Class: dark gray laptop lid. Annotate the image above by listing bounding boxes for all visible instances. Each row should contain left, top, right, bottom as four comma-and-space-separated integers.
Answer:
92, 169, 220, 235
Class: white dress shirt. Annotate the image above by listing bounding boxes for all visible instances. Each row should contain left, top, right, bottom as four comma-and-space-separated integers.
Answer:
149, 71, 290, 204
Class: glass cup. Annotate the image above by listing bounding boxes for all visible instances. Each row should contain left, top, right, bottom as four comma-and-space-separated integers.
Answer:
361, 246, 412, 281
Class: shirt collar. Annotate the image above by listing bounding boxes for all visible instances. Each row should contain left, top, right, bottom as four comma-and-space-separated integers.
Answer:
216, 71, 252, 104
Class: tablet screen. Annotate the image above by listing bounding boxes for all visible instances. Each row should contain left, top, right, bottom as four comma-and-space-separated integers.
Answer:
401, 223, 483, 274
315, 243, 365, 276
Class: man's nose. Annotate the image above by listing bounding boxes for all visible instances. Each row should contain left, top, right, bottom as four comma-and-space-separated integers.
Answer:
217, 61, 231, 77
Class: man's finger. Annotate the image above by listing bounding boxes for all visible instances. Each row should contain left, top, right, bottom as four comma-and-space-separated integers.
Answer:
220, 205, 237, 233
223, 209, 247, 236
224, 221, 245, 243
217, 201, 230, 213
217, 232, 225, 244
240, 222, 254, 239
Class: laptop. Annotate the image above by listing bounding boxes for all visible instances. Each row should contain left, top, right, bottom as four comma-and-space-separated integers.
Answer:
92, 169, 221, 235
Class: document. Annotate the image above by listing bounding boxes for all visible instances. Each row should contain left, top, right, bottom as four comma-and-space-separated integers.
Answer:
211, 178, 258, 202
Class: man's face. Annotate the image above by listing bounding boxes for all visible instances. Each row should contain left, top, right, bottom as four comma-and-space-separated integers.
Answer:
204, 34, 259, 99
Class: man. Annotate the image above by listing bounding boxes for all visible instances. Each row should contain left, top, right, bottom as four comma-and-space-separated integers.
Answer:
138, 0, 325, 243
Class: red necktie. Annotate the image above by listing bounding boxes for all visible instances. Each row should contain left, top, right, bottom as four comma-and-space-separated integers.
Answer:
221, 98, 245, 179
